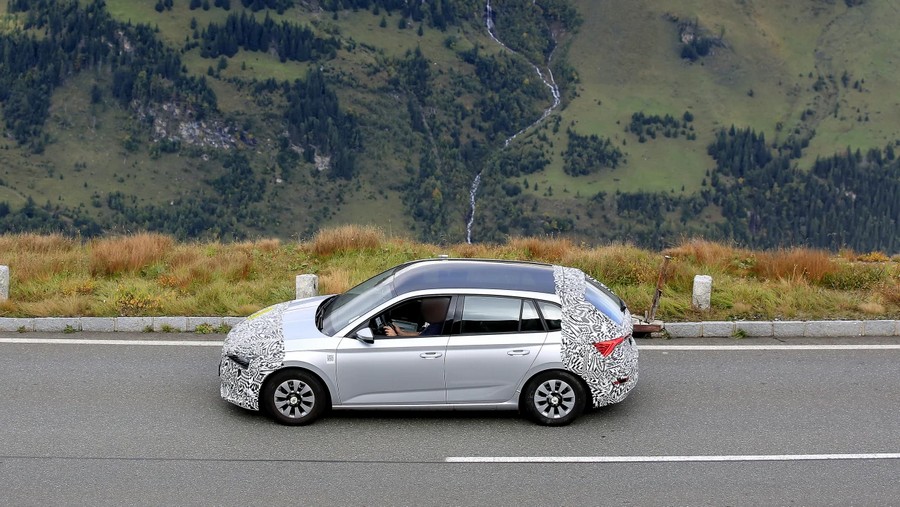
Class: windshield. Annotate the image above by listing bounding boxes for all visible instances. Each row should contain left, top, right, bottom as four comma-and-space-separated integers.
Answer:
320, 267, 397, 335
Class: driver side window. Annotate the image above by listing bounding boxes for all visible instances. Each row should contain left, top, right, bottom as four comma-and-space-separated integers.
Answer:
369, 296, 452, 338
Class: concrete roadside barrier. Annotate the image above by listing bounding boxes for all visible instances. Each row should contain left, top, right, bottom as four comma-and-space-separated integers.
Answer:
296, 274, 319, 300
0, 265, 8, 302
663, 320, 900, 338
692, 275, 712, 311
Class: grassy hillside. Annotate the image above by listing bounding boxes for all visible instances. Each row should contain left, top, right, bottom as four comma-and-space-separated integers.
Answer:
1, 227, 898, 321
1, 0, 899, 251
547, 0, 900, 188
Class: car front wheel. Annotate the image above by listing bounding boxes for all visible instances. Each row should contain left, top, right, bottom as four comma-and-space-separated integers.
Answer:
261, 369, 328, 425
522, 371, 587, 426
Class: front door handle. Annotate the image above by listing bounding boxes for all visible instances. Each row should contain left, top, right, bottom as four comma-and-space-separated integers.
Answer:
507, 349, 530, 356
420, 352, 443, 359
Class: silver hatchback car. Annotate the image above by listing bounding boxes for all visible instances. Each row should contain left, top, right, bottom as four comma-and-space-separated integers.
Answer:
219, 259, 638, 426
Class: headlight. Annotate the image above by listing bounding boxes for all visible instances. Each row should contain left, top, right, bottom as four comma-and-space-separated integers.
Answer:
227, 353, 251, 369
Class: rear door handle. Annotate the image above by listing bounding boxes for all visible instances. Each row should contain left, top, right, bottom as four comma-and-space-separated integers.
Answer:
507, 349, 530, 356
420, 352, 443, 359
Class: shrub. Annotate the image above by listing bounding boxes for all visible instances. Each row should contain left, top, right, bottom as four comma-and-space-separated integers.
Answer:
857, 251, 890, 262
114, 286, 163, 316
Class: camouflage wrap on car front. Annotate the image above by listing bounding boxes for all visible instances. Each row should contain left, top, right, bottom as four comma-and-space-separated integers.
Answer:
219, 302, 290, 411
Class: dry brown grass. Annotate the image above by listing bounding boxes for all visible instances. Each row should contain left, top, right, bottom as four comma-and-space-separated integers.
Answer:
451, 242, 497, 259
319, 268, 352, 294
307, 225, 382, 256
880, 283, 900, 306
665, 239, 749, 268
562, 243, 659, 285
234, 238, 282, 254
0, 233, 76, 254
858, 302, 886, 315
752, 248, 836, 283
89, 234, 173, 276
507, 236, 575, 263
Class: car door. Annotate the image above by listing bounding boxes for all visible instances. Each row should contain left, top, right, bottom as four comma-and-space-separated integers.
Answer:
334, 296, 453, 406
445, 296, 547, 404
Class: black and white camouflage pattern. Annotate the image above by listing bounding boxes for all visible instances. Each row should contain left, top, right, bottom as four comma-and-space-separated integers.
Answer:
553, 266, 639, 408
219, 302, 289, 411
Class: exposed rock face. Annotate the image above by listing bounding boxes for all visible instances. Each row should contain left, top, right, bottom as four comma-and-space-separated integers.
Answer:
314, 153, 331, 172
136, 102, 241, 150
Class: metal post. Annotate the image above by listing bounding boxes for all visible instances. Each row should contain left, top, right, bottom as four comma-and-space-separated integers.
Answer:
647, 256, 671, 322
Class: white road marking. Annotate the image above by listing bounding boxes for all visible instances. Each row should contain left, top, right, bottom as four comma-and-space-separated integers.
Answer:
445, 453, 900, 463
639, 344, 900, 351
0, 338, 223, 347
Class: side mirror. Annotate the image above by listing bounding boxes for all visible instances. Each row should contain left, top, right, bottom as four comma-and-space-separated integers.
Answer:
356, 327, 375, 344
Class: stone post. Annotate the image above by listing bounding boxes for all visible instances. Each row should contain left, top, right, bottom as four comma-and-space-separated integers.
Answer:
0, 265, 8, 302
296, 274, 319, 300
692, 275, 712, 311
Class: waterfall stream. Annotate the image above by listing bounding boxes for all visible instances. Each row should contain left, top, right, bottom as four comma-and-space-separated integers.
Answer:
465, 0, 562, 244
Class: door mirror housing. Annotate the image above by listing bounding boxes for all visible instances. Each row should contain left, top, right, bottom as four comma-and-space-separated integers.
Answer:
356, 327, 375, 343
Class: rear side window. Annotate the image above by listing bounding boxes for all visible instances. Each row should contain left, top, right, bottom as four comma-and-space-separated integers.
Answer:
459, 296, 520, 334
537, 301, 562, 331
457, 296, 547, 334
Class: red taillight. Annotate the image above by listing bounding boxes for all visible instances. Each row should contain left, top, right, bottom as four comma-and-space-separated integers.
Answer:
593, 335, 626, 357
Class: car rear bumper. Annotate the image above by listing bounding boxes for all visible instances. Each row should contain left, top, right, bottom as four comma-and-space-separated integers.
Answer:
585, 336, 639, 408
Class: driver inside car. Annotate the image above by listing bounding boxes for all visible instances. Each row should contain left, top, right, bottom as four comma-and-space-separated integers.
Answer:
384, 297, 450, 337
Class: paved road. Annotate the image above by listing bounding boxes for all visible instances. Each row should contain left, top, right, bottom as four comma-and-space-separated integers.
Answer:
1, 333, 898, 506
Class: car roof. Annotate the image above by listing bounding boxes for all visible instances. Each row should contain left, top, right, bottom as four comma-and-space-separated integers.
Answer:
390, 258, 558, 295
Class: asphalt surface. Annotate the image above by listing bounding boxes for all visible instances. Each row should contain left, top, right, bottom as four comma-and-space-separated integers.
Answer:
1, 333, 898, 506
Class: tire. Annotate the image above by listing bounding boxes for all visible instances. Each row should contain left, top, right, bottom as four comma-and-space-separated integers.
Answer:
261, 369, 329, 426
521, 370, 587, 426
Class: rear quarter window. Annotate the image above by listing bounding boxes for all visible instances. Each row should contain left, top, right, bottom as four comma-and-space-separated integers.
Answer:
584, 283, 624, 326
537, 301, 562, 331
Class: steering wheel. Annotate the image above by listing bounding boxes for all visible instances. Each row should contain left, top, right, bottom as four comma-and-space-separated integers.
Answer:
372, 315, 391, 335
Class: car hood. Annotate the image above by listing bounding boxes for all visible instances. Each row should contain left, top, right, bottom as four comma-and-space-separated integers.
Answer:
281, 295, 332, 346
221, 301, 292, 361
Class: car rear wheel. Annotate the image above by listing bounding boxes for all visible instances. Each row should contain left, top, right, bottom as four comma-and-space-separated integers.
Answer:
261, 369, 328, 426
522, 371, 586, 426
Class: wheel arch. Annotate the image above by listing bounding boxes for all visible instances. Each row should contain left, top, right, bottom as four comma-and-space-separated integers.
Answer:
260, 364, 335, 408
517, 366, 591, 410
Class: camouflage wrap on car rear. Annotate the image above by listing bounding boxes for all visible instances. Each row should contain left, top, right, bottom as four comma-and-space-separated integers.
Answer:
553, 266, 639, 408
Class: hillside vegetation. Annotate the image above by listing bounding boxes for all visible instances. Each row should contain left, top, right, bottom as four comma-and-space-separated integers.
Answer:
1, 227, 898, 321
0, 0, 899, 252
